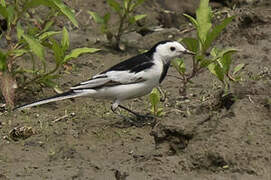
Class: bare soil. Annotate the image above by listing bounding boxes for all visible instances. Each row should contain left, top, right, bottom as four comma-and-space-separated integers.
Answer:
0, 0, 271, 179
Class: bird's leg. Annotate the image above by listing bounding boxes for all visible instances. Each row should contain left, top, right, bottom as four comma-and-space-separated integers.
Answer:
118, 105, 155, 121
118, 105, 143, 118
111, 100, 155, 127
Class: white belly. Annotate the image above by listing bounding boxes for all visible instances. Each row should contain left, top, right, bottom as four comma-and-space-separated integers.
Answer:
92, 80, 157, 101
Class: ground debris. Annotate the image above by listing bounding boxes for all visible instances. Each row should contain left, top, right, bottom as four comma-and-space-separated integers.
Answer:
8, 126, 36, 141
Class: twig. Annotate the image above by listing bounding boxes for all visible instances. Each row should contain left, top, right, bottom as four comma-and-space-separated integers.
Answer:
179, 27, 195, 34
247, 95, 254, 104
52, 112, 75, 123
52, 114, 69, 123
167, 74, 184, 80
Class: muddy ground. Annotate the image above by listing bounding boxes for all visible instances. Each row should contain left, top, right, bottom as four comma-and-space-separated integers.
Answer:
1, 0, 271, 179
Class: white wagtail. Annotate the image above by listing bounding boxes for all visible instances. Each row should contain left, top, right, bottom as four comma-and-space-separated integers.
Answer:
15, 40, 194, 117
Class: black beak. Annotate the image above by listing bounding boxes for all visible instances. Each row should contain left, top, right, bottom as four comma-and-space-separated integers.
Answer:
183, 49, 196, 55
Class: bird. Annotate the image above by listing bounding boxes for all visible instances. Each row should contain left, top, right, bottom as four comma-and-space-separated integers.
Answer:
14, 40, 195, 118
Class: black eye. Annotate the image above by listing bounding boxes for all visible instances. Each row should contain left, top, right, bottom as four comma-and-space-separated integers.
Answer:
170, 47, 176, 51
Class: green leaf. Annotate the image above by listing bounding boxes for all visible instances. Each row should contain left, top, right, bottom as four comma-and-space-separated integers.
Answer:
200, 58, 212, 68
208, 63, 224, 82
183, 13, 198, 28
43, 20, 55, 32
0, 50, 7, 71
204, 16, 234, 51
149, 88, 160, 115
210, 47, 219, 57
6, 5, 15, 25
1, 0, 6, 7
38, 74, 58, 88
8, 49, 28, 58
61, 27, 69, 51
51, 38, 64, 64
38, 31, 61, 41
22, 34, 45, 62
212, 48, 238, 74
123, 0, 130, 9
134, 14, 146, 21
172, 58, 186, 75
233, 63, 245, 75
88, 11, 104, 24
219, 53, 232, 74
0, 6, 8, 19
52, 0, 79, 28
103, 12, 111, 24
181, 37, 199, 52
25, 0, 52, 9
63, 47, 100, 62
196, 0, 212, 44
16, 22, 24, 41
106, 0, 121, 14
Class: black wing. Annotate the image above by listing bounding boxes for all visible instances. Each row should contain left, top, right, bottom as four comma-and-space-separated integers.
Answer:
101, 53, 154, 73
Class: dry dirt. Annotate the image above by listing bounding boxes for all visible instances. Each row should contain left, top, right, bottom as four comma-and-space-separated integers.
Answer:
0, 0, 271, 180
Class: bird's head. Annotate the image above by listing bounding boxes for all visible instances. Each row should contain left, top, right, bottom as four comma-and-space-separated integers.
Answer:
150, 40, 195, 62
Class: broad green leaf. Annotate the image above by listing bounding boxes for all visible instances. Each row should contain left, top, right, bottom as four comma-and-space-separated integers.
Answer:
208, 63, 224, 82
22, 34, 45, 62
233, 63, 245, 75
219, 51, 236, 74
134, 14, 146, 21
181, 37, 199, 52
61, 27, 69, 51
1, 0, 6, 7
0, 7, 8, 19
204, 16, 234, 51
38, 31, 61, 41
106, 0, 121, 14
6, 5, 15, 25
63, 47, 100, 62
8, 49, 28, 58
51, 38, 64, 64
88, 11, 104, 24
210, 47, 219, 57
52, 0, 79, 28
16, 22, 24, 41
212, 48, 237, 74
183, 13, 198, 28
200, 58, 212, 68
0, 50, 7, 71
196, 0, 212, 44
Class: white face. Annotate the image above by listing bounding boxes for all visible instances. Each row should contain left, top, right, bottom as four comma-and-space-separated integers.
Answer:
155, 41, 189, 60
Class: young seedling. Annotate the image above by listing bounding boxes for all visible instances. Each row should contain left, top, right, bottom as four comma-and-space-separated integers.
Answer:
0, 0, 100, 108
149, 88, 164, 117
88, 0, 146, 50
173, 0, 242, 95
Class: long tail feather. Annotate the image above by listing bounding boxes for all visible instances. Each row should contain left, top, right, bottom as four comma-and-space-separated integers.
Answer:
14, 90, 87, 111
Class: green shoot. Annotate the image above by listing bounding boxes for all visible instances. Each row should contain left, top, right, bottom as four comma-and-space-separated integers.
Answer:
88, 0, 146, 50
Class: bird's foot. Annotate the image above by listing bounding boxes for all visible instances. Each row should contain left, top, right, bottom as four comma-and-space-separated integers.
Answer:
124, 113, 156, 127
113, 113, 156, 128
